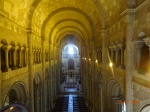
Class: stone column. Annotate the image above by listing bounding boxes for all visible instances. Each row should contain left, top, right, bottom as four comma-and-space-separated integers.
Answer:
35, 49, 37, 64
39, 50, 41, 63
2, 45, 12, 71
110, 48, 114, 63
27, 31, 34, 112
119, 44, 125, 68
24, 48, 29, 67
115, 47, 119, 67
135, 42, 144, 69
57, 47, 61, 92
101, 29, 107, 112
12, 46, 19, 69
37, 50, 39, 63
49, 43, 54, 108
0, 43, 3, 108
0, 44, 3, 72
20, 47, 24, 67
33, 48, 36, 64
143, 37, 150, 74
125, 9, 135, 112
41, 38, 47, 112
36, 49, 38, 63
98, 84, 103, 112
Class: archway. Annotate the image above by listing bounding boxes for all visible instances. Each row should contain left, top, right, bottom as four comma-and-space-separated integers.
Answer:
62, 43, 80, 83
107, 80, 125, 112
33, 73, 42, 112
4, 82, 28, 106
140, 105, 150, 112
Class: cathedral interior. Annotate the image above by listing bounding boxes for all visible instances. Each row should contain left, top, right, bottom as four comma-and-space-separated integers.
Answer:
0, 0, 150, 112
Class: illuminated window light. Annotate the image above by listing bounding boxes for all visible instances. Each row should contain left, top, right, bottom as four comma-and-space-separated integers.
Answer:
82, 57, 84, 59
85, 58, 86, 60
69, 47, 73, 54
10, 106, 14, 110
109, 62, 113, 67
95, 60, 98, 63
89, 58, 91, 61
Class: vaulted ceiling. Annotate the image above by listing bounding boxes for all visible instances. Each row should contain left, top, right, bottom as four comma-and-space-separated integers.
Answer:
2, 0, 139, 47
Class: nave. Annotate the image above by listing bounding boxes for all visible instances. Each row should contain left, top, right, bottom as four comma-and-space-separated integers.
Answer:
52, 80, 88, 112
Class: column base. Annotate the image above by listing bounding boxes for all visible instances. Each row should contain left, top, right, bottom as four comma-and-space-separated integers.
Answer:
3, 68, 11, 72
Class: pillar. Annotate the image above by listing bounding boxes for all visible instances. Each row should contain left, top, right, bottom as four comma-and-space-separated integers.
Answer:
25, 48, 29, 67
35, 49, 37, 64
101, 29, 107, 112
19, 47, 24, 67
98, 84, 103, 112
37, 50, 40, 63
119, 44, 125, 68
27, 30, 34, 112
115, 47, 119, 67
12, 46, 19, 69
135, 42, 144, 70
41, 38, 47, 112
125, 9, 135, 112
0, 44, 3, 73
2, 45, 12, 71
110, 48, 114, 63
143, 37, 150, 74
0, 43, 3, 108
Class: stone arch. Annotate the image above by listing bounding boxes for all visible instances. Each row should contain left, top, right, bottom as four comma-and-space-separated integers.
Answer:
1, 39, 7, 45
4, 82, 28, 106
140, 104, 150, 112
34, 73, 42, 86
9, 41, 16, 69
33, 72, 42, 112
1, 39, 8, 72
107, 79, 125, 112
50, 19, 89, 42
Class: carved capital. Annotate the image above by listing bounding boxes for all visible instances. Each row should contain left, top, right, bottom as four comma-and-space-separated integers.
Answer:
143, 37, 150, 47
0, 43, 3, 48
2, 45, 12, 51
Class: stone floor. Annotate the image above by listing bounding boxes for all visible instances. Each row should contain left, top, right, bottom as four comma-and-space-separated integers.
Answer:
52, 94, 87, 112
52, 81, 87, 112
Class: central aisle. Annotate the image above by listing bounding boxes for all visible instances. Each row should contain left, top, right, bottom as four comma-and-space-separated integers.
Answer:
68, 95, 73, 112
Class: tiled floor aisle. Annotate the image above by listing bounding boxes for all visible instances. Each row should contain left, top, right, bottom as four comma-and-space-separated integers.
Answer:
53, 82, 88, 112
68, 95, 73, 112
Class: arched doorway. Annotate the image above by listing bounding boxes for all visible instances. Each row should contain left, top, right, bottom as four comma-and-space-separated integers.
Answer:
107, 80, 125, 112
33, 73, 42, 112
140, 105, 150, 112
4, 82, 28, 106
